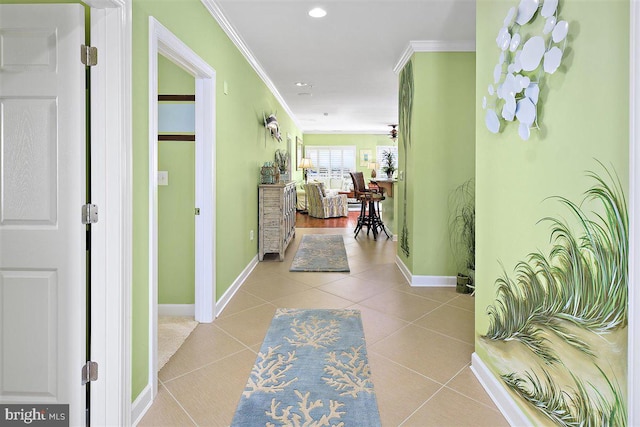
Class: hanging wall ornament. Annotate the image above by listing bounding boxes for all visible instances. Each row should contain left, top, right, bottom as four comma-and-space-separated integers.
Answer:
483, 0, 569, 141
264, 113, 282, 142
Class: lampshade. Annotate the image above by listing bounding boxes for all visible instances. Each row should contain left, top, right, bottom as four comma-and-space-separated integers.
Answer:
299, 158, 314, 169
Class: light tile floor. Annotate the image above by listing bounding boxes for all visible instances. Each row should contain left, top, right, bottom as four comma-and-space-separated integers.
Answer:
139, 228, 508, 426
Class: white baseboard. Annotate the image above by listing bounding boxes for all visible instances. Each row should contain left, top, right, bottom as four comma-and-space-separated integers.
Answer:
131, 384, 153, 426
395, 256, 456, 287
471, 352, 531, 426
216, 255, 259, 317
396, 255, 413, 284
134, 256, 259, 424
157, 304, 195, 317
411, 275, 456, 286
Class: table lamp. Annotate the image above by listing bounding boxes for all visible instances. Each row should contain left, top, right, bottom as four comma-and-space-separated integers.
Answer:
299, 158, 314, 183
299, 158, 314, 213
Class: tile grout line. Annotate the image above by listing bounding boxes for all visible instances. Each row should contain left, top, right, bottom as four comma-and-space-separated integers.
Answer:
157, 380, 199, 427
440, 364, 506, 413
369, 351, 448, 387
160, 345, 252, 385
160, 320, 267, 385
395, 363, 473, 426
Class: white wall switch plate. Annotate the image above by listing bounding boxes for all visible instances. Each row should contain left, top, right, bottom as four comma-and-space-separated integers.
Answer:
158, 170, 169, 186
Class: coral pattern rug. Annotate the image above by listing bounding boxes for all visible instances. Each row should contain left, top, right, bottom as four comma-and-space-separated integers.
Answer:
290, 234, 350, 272
231, 309, 381, 426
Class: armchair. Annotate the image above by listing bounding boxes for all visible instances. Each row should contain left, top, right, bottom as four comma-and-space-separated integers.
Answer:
303, 183, 348, 219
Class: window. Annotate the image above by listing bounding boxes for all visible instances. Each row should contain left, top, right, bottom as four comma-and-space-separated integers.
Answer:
376, 145, 398, 177
305, 146, 356, 180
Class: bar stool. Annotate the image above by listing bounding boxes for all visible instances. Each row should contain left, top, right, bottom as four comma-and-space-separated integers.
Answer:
354, 192, 390, 240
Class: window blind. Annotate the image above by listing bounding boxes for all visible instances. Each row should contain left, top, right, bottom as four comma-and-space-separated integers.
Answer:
305, 146, 356, 180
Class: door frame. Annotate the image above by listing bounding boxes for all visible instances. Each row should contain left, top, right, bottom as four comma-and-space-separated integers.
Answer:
148, 16, 217, 397
85, 0, 132, 425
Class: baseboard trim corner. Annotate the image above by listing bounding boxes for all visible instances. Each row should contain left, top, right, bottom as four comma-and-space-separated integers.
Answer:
395, 256, 456, 287
216, 255, 259, 317
471, 352, 531, 426
411, 275, 456, 287
131, 384, 153, 426
157, 304, 195, 317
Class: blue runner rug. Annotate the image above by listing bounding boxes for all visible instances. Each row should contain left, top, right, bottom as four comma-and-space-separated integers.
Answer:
290, 234, 350, 272
231, 308, 381, 426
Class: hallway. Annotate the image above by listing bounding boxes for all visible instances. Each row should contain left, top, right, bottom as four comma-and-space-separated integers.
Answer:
139, 228, 507, 426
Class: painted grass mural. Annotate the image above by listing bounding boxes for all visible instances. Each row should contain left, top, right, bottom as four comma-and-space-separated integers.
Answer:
483, 164, 628, 425
399, 60, 413, 258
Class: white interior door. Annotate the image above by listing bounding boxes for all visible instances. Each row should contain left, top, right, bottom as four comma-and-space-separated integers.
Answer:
0, 4, 87, 425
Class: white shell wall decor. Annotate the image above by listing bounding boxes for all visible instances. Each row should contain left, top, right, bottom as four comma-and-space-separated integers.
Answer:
484, 0, 569, 140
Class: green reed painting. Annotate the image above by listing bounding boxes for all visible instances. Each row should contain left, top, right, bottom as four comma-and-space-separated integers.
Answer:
399, 59, 413, 258
482, 164, 628, 426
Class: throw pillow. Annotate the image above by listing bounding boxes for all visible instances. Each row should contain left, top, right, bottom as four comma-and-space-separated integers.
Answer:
320, 182, 328, 197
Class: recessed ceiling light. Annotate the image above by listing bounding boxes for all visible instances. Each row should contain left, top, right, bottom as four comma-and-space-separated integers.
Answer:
295, 82, 308, 87
298, 92, 313, 96
308, 7, 327, 18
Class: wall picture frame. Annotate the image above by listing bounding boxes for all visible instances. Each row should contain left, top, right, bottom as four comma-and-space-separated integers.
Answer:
296, 136, 303, 170
360, 149, 372, 167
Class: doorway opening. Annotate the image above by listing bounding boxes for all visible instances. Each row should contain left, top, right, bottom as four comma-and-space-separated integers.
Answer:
156, 55, 199, 371
149, 17, 216, 398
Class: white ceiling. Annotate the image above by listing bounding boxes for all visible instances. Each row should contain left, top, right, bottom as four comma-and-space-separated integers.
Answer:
213, 0, 476, 134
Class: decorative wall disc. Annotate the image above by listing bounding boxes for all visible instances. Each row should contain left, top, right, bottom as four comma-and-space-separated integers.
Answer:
483, 0, 569, 140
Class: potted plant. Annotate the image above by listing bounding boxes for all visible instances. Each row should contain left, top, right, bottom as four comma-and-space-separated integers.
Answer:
449, 178, 475, 294
381, 149, 396, 178
274, 149, 289, 181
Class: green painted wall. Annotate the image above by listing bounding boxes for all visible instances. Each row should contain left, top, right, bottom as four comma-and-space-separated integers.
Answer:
131, 0, 302, 399
475, 0, 629, 423
158, 141, 195, 303
157, 56, 196, 305
398, 53, 476, 276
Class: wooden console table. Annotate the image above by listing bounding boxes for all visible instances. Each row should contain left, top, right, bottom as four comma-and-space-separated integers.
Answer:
258, 181, 296, 261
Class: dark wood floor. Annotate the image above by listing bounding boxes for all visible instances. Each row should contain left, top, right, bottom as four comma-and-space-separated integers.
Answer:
295, 210, 360, 228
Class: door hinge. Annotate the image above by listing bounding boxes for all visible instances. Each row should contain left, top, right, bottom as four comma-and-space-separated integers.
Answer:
82, 204, 99, 224
81, 45, 97, 66
82, 361, 98, 385
195, 208, 200, 215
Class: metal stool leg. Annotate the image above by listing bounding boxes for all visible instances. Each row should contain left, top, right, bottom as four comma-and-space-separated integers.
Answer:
375, 199, 390, 239
369, 199, 378, 240
354, 197, 366, 238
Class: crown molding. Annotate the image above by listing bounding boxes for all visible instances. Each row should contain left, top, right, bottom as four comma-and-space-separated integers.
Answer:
200, 0, 302, 130
393, 40, 476, 74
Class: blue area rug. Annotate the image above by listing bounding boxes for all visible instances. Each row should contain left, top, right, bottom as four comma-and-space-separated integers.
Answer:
290, 234, 350, 272
231, 308, 381, 426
